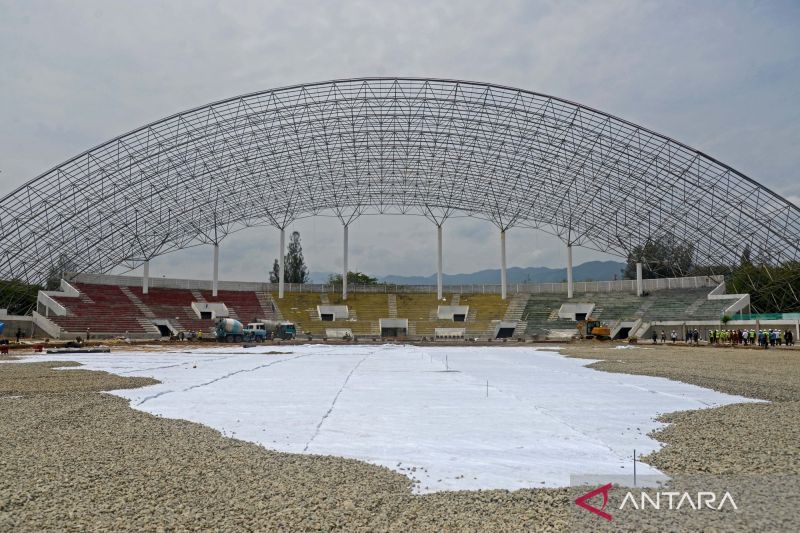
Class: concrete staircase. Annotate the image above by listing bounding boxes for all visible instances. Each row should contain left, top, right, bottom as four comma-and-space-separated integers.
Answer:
388, 294, 398, 318
483, 320, 500, 339
685, 294, 708, 317
120, 286, 156, 319
191, 290, 207, 303
634, 299, 654, 318
256, 291, 282, 320
136, 317, 161, 336
306, 294, 322, 322
504, 294, 529, 321
503, 294, 529, 337
78, 291, 95, 305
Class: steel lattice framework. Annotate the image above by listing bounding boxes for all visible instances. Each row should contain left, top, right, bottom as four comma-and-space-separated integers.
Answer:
2, 77, 799, 293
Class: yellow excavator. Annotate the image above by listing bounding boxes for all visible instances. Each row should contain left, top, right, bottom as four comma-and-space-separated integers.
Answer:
576, 317, 611, 340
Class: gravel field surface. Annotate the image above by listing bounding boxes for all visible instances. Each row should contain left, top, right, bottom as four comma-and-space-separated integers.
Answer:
1, 342, 799, 531
559, 344, 800, 476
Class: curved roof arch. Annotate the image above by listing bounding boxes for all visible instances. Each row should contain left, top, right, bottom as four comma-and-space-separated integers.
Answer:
1, 77, 798, 286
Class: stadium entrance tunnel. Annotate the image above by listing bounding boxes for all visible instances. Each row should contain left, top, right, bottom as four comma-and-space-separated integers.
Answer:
380, 319, 409, 338
0, 77, 798, 315
494, 321, 518, 339
615, 327, 632, 340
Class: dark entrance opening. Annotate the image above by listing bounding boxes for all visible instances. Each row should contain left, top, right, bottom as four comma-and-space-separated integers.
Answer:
155, 324, 172, 336
381, 327, 407, 337
614, 327, 630, 340
495, 327, 515, 339
200, 311, 213, 320
575, 312, 587, 321
453, 314, 466, 322
321, 313, 334, 321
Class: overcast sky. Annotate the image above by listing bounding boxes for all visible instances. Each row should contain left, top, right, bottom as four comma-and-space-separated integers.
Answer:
1, 0, 798, 282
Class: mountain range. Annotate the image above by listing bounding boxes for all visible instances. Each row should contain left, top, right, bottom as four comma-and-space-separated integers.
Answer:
308, 260, 625, 285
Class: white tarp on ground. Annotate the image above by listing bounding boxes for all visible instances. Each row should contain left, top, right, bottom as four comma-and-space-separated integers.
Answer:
22, 345, 759, 493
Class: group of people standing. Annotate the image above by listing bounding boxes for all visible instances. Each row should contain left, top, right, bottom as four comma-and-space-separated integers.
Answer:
708, 328, 795, 348
652, 329, 702, 344
651, 327, 796, 348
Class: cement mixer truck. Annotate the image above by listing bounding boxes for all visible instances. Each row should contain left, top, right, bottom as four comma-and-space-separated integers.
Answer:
215, 318, 268, 343
258, 320, 297, 340
215, 318, 244, 343
215, 318, 295, 342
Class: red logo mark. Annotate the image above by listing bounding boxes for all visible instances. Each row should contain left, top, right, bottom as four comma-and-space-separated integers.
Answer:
575, 483, 613, 521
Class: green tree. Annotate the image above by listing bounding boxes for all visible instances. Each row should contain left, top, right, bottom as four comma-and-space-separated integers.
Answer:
728, 261, 800, 313
270, 231, 310, 283
327, 271, 379, 285
269, 259, 280, 284
623, 233, 695, 279
0, 279, 43, 316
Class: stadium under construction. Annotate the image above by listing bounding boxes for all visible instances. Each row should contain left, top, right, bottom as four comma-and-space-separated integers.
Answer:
1, 78, 799, 342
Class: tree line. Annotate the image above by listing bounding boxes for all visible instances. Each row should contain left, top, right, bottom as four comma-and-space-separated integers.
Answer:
623, 234, 800, 313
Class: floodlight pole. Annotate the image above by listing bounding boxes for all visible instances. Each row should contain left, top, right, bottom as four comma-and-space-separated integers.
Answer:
342, 223, 349, 301
212, 243, 219, 297
500, 229, 508, 300
142, 260, 150, 295
278, 228, 285, 299
437, 223, 443, 301
566, 243, 574, 299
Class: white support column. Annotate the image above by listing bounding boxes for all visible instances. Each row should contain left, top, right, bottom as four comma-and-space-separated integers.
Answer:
212, 243, 219, 297
342, 224, 349, 301
566, 243, 574, 299
636, 262, 643, 296
142, 260, 150, 295
437, 224, 443, 301
278, 228, 285, 299
500, 229, 507, 300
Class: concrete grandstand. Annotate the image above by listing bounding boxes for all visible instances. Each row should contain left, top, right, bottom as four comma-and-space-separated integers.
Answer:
30, 271, 790, 343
